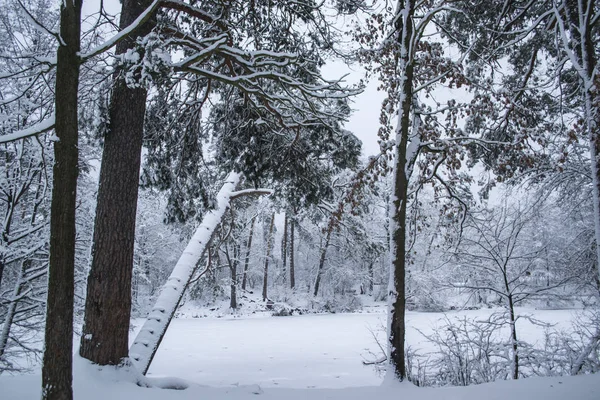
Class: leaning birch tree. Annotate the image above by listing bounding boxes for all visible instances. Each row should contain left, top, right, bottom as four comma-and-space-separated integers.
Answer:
80, 0, 363, 369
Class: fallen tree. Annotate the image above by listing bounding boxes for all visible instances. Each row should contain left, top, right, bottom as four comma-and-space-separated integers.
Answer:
129, 172, 271, 374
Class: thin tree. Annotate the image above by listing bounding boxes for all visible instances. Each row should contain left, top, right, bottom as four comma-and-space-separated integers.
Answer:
262, 212, 276, 301
290, 211, 296, 289
241, 215, 256, 291
42, 1, 82, 398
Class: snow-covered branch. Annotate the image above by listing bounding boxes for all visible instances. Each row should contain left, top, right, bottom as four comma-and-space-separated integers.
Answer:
229, 188, 273, 200
0, 115, 55, 144
79, 0, 161, 61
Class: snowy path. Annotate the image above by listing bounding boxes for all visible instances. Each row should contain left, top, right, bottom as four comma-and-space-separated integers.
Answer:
143, 307, 578, 389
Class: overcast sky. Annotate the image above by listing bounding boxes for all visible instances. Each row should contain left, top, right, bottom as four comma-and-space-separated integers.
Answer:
322, 62, 384, 157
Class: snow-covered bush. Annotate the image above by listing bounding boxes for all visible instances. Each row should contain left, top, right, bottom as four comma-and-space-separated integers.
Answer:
523, 309, 600, 376
409, 316, 509, 386
402, 309, 600, 387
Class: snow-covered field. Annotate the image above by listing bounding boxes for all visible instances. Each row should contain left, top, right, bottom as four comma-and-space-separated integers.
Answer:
2, 307, 600, 399
144, 307, 579, 388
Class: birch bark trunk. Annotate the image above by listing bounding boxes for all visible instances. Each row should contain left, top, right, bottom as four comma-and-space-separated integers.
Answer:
130, 172, 240, 375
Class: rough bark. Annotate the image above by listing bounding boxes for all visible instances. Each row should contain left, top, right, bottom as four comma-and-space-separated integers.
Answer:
241, 216, 255, 291
80, 0, 156, 366
262, 213, 275, 301
41, 1, 82, 398
388, 0, 416, 382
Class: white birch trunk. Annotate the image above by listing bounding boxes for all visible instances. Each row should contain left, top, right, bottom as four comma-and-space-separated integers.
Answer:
130, 171, 241, 374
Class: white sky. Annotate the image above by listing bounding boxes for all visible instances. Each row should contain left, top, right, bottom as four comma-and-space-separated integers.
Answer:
322, 62, 384, 157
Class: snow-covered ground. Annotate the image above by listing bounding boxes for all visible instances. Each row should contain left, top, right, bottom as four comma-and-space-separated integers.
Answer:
143, 306, 579, 388
2, 306, 599, 399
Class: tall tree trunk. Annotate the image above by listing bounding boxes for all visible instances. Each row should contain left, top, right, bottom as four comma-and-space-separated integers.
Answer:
560, 0, 600, 292
281, 212, 288, 284
572, 0, 600, 291
388, 0, 416, 382
289, 214, 296, 289
585, 65, 600, 292
42, 1, 82, 398
262, 213, 275, 301
80, 0, 156, 366
241, 216, 255, 291
313, 225, 333, 297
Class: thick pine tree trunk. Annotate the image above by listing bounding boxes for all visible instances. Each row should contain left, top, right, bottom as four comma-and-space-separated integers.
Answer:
80, 0, 156, 366
387, 0, 416, 382
241, 216, 255, 291
41, 1, 82, 398
262, 213, 275, 301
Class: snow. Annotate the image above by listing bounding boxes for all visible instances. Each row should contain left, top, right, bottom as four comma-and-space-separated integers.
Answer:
139, 307, 578, 388
79, 0, 161, 61
2, 366, 599, 400
0, 114, 55, 144
2, 307, 599, 399
145, 313, 382, 388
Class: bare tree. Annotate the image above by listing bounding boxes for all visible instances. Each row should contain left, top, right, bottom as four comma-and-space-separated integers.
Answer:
450, 200, 571, 379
